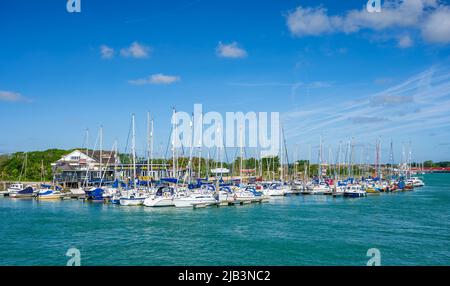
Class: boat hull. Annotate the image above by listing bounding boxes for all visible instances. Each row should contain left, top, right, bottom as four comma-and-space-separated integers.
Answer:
143, 197, 174, 207
120, 198, 145, 206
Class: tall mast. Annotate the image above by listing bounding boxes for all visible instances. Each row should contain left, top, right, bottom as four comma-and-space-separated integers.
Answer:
280, 125, 284, 181
187, 113, 194, 183
318, 136, 322, 181
84, 128, 89, 188
239, 124, 244, 181
99, 125, 103, 186
150, 116, 154, 181
219, 127, 223, 181
131, 114, 137, 189
172, 108, 176, 179
147, 112, 151, 189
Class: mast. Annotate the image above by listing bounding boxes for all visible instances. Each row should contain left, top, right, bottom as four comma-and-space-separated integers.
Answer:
150, 116, 154, 181
85, 128, 89, 188
172, 108, 176, 179
318, 136, 322, 181
147, 112, 151, 189
280, 125, 284, 181
99, 125, 103, 186
131, 114, 137, 190
239, 124, 244, 181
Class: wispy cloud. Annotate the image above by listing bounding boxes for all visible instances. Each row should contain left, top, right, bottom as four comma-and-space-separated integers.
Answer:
397, 34, 414, 48
129, 73, 181, 85
216, 42, 247, 58
282, 66, 450, 144
0, 90, 29, 102
285, 1, 450, 46
120, 42, 151, 58
348, 116, 391, 124
370, 94, 415, 106
100, 45, 115, 59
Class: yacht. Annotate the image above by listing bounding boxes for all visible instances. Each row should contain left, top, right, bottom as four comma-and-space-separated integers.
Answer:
309, 182, 332, 195
344, 185, 367, 198
407, 177, 425, 188
36, 189, 63, 200
173, 191, 217, 208
216, 186, 235, 206
263, 182, 287, 196
8, 184, 34, 198
143, 186, 175, 207
119, 190, 147, 206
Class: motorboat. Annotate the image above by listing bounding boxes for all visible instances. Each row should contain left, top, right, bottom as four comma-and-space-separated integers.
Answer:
344, 185, 367, 198
406, 177, 425, 188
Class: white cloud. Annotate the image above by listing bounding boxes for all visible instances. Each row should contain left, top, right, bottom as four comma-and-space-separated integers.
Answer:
120, 42, 151, 58
129, 73, 180, 85
285, 0, 450, 46
216, 42, 247, 58
0, 90, 27, 102
100, 45, 114, 59
421, 7, 450, 43
397, 35, 414, 48
286, 6, 336, 36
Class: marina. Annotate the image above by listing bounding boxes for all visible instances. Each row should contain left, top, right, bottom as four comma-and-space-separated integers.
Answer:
0, 173, 448, 266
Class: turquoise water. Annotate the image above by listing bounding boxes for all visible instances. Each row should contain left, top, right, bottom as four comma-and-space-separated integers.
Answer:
1, 173, 449, 266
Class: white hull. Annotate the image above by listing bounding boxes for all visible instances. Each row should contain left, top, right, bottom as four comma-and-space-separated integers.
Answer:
119, 198, 145, 206
173, 195, 217, 208
264, 189, 285, 196
143, 197, 174, 207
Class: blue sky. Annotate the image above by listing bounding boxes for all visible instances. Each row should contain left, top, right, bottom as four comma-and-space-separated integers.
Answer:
1, 0, 450, 163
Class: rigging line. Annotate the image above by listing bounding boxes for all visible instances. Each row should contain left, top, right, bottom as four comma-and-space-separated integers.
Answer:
164, 125, 174, 167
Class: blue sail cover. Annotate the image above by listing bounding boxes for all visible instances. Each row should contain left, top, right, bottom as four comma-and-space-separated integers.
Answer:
85, 188, 104, 200
18, 186, 33, 194
112, 179, 127, 188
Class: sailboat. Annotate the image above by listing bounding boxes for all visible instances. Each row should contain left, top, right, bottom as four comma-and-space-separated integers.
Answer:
85, 126, 106, 202
8, 153, 34, 198
120, 114, 146, 206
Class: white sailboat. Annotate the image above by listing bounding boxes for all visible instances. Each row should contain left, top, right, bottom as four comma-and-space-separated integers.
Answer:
120, 114, 146, 206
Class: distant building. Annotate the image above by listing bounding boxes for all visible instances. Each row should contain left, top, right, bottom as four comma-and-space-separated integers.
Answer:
52, 149, 176, 187
52, 149, 118, 187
